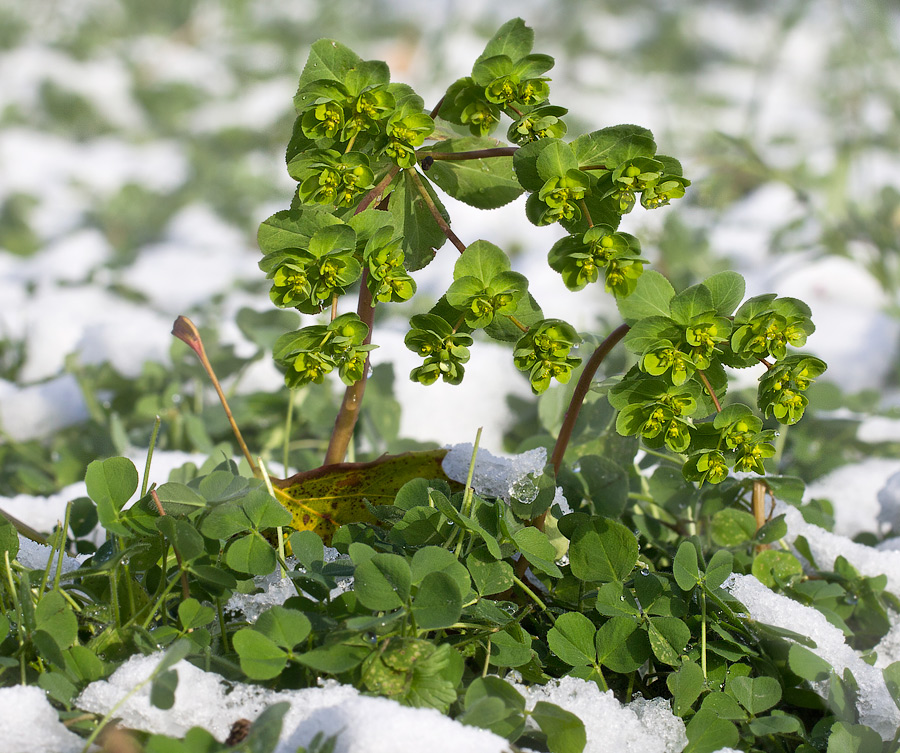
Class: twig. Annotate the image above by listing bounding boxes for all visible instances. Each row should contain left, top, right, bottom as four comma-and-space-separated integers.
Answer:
697, 369, 722, 412
417, 147, 519, 161
408, 169, 466, 254
549, 324, 631, 479
171, 316, 258, 476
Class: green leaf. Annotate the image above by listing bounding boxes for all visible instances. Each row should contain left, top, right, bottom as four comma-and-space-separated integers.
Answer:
512, 527, 562, 577
748, 714, 801, 736
477, 18, 534, 65
788, 644, 832, 682
703, 549, 733, 591
35, 591, 78, 649
536, 140, 579, 181
467, 549, 514, 596
578, 456, 628, 518
242, 702, 291, 753
531, 701, 587, 753
289, 530, 325, 568
616, 270, 676, 325
225, 533, 277, 575
461, 677, 526, 740
257, 208, 341, 255
885, 661, 900, 711
353, 552, 412, 611
826, 722, 884, 753
294, 39, 363, 108
700, 691, 746, 720
389, 170, 448, 271
711, 508, 758, 547
752, 549, 803, 588
729, 675, 781, 715
426, 138, 523, 209
241, 488, 293, 529
647, 617, 691, 666
453, 240, 511, 285
295, 643, 370, 674
200, 501, 252, 539
156, 516, 205, 562
684, 709, 739, 753
233, 628, 288, 680
702, 271, 745, 316
547, 612, 597, 666
150, 669, 178, 710
178, 599, 215, 631
411, 570, 463, 630
255, 606, 312, 650
568, 517, 639, 583
63, 645, 104, 683
489, 626, 534, 667
594, 616, 650, 673
668, 284, 714, 324
153, 482, 207, 516
410, 547, 470, 594
570, 125, 656, 168
673, 541, 701, 592
85, 457, 138, 536
755, 514, 788, 545
667, 660, 706, 716
0, 516, 18, 567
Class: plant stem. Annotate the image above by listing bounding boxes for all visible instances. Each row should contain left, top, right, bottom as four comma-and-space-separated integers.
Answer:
578, 198, 594, 227
549, 323, 630, 478
151, 489, 191, 601
141, 416, 161, 497
506, 315, 529, 333
697, 369, 722, 412
701, 589, 708, 679
171, 316, 259, 476
0, 507, 47, 545
752, 479, 768, 534
323, 270, 375, 465
408, 169, 466, 253
512, 574, 548, 613
417, 147, 519, 162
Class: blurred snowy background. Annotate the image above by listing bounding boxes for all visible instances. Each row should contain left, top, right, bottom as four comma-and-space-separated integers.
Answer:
2, 0, 900, 520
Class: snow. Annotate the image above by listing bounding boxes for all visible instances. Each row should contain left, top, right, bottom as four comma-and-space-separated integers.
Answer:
510, 676, 687, 753
442, 444, 547, 502
725, 572, 900, 739
0, 685, 84, 753
804, 457, 900, 539
66, 653, 693, 753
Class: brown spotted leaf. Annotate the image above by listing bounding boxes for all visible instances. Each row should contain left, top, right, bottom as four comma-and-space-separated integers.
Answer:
271, 450, 451, 542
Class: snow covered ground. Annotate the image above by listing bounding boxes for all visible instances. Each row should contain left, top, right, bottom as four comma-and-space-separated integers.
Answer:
3, 0, 900, 750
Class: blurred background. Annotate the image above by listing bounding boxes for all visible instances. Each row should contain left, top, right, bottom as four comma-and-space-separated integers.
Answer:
2, 0, 900, 509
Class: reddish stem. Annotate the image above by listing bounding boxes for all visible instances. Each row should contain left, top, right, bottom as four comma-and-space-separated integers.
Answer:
409, 169, 466, 254
697, 369, 722, 412
417, 147, 519, 162
548, 323, 631, 479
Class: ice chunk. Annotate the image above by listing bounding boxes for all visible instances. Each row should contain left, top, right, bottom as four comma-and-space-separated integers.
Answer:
877, 470, 900, 533
0, 685, 83, 753
442, 444, 546, 502
725, 572, 900, 738
509, 676, 686, 753
873, 612, 900, 669
76, 654, 509, 753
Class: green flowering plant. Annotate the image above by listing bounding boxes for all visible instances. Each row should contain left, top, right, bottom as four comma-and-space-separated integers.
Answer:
258, 16, 825, 485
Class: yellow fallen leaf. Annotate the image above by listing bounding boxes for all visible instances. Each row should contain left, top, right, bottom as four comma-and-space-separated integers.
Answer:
271, 450, 452, 542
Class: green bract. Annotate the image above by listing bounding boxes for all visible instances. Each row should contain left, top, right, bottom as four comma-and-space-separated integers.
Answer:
405, 314, 473, 385
513, 319, 581, 393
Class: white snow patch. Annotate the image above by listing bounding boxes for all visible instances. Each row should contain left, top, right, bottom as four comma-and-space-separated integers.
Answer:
725, 572, 900, 739
0, 375, 89, 442
804, 457, 900, 538
509, 676, 687, 753
0, 685, 83, 753
76, 654, 509, 753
